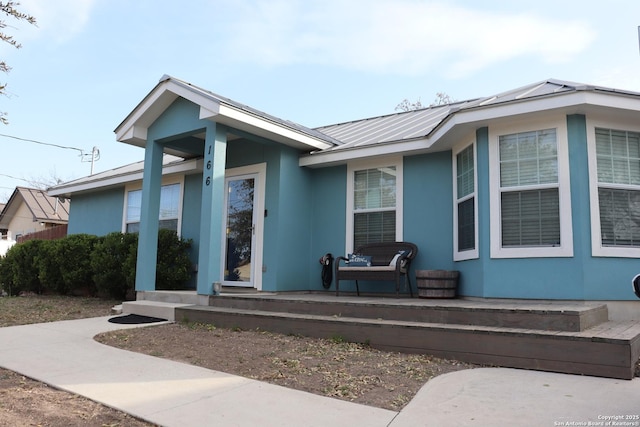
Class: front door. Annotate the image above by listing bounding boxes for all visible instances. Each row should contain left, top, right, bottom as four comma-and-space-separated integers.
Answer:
222, 173, 258, 287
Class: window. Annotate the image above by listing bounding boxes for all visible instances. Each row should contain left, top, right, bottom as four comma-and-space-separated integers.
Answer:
454, 143, 478, 260
593, 128, 640, 251
125, 182, 181, 233
499, 128, 559, 247
489, 120, 572, 258
347, 158, 402, 252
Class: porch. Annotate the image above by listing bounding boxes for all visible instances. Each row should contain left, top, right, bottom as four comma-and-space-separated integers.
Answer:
122, 290, 640, 380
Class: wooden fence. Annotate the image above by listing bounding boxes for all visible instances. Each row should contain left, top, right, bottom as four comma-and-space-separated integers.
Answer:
17, 224, 68, 243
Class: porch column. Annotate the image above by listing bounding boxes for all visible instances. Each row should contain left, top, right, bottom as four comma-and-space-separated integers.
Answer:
196, 122, 227, 295
135, 138, 164, 291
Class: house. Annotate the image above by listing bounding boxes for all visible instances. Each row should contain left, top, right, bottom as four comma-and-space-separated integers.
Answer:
48, 76, 640, 319
0, 186, 69, 244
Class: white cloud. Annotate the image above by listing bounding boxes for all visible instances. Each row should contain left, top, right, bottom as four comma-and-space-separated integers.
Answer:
222, 0, 596, 78
17, 0, 97, 44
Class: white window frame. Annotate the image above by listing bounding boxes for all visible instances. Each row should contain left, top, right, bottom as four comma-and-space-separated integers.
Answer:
345, 156, 403, 254
588, 119, 640, 257
453, 141, 479, 261
122, 175, 185, 236
489, 117, 573, 258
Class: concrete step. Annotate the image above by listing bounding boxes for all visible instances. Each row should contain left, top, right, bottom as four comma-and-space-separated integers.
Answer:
122, 300, 193, 321
206, 295, 609, 332
136, 290, 206, 305
176, 304, 640, 380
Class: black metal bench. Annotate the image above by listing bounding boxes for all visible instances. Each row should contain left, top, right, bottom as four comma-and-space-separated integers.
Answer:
334, 242, 418, 297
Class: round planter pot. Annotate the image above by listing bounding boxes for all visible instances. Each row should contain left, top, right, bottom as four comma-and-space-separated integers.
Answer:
416, 270, 459, 299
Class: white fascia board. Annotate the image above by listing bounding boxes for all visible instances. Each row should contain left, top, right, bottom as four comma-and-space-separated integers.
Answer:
166, 82, 221, 118
115, 80, 201, 143
215, 104, 333, 150
48, 159, 200, 197
450, 91, 640, 125
117, 125, 148, 147
116, 88, 178, 142
299, 138, 430, 167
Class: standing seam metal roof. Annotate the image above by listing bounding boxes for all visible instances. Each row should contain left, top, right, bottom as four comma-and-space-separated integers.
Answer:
311, 78, 640, 153
0, 187, 69, 225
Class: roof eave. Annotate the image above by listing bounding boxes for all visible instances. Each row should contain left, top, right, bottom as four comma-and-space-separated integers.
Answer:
48, 158, 201, 198
301, 89, 640, 168
115, 76, 335, 152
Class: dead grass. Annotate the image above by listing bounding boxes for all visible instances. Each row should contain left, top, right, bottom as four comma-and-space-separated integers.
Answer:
0, 294, 120, 327
96, 321, 475, 411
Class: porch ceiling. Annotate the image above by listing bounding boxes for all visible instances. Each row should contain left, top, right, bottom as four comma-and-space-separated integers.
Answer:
115, 75, 338, 156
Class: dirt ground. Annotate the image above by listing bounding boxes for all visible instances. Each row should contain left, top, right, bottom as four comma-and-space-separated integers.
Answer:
95, 322, 475, 411
0, 368, 153, 427
0, 295, 638, 426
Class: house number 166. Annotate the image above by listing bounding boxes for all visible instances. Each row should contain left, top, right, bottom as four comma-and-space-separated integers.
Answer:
205, 146, 212, 186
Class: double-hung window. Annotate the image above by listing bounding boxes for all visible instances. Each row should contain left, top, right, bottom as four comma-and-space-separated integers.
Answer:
347, 158, 403, 252
591, 127, 640, 256
454, 143, 478, 260
490, 121, 572, 258
125, 182, 182, 234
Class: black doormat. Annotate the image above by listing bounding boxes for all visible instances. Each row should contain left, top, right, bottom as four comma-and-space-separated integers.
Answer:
108, 314, 167, 324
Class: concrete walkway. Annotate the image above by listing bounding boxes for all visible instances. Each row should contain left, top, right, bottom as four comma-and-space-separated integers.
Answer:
0, 317, 638, 427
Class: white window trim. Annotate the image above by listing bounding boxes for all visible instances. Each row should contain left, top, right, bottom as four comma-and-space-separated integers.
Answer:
489, 117, 573, 258
345, 156, 403, 255
122, 175, 185, 236
453, 141, 479, 261
587, 119, 640, 257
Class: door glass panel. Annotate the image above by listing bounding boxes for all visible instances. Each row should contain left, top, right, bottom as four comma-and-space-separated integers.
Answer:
225, 177, 255, 283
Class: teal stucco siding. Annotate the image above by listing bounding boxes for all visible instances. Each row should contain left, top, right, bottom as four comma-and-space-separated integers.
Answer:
404, 151, 454, 272
67, 188, 124, 236
269, 147, 313, 291
308, 165, 347, 291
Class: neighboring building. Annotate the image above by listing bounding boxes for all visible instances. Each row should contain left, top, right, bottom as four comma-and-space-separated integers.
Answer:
0, 187, 69, 243
48, 76, 640, 313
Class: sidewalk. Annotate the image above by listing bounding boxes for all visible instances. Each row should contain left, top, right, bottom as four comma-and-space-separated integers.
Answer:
0, 316, 638, 427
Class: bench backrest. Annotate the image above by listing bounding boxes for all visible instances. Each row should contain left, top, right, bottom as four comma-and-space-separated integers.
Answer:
352, 242, 418, 266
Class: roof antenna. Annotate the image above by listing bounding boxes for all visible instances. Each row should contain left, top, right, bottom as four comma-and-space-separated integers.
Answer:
81, 146, 100, 175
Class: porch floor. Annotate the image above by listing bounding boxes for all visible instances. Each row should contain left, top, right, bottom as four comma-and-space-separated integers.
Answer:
124, 290, 640, 380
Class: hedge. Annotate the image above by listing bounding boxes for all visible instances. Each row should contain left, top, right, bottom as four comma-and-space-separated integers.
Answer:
0, 230, 193, 300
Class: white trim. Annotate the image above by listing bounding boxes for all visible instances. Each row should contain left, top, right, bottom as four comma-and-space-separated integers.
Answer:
220, 163, 266, 291
345, 156, 403, 255
489, 116, 574, 258
214, 104, 333, 150
452, 141, 479, 261
116, 78, 333, 151
587, 119, 640, 257
48, 158, 199, 197
122, 175, 185, 237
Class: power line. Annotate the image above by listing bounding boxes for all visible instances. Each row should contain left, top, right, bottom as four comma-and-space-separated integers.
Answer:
0, 133, 84, 153
0, 133, 100, 174
0, 173, 32, 184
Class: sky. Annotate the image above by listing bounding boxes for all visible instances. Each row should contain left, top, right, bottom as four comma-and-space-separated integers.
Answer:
1, 0, 639, 203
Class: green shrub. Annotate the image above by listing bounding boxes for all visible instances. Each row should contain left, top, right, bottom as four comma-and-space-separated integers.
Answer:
156, 229, 193, 290
0, 230, 192, 299
91, 232, 138, 300
35, 239, 65, 295
56, 234, 99, 296
0, 252, 12, 295
0, 240, 45, 295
